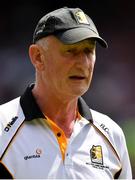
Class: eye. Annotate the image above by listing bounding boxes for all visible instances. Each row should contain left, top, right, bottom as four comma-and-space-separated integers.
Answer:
67, 49, 73, 53
67, 48, 75, 53
66, 48, 77, 55
84, 48, 92, 53
84, 48, 94, 55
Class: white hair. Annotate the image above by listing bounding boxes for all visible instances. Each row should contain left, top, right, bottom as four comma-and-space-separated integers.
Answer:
36, 38, 49, 51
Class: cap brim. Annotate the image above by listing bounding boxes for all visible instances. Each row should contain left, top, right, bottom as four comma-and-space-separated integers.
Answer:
55, 27, 108, 48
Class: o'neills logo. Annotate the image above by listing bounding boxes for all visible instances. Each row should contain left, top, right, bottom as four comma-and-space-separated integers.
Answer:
4, 116, 18, 132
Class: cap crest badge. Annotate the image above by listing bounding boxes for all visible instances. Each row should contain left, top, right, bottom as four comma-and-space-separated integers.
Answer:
75, 11, 89, 24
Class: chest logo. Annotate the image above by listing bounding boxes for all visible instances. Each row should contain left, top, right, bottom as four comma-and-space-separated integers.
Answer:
86, 145, 109, 170
90, 145, 103, 165
24, 148, 42, 160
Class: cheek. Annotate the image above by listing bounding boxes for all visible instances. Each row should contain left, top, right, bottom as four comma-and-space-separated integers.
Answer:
88, 58, 96, 73
87, 59, 96, 81
90, 55, 96, 69
44, 60, 64, 81
92, 60, 96, 70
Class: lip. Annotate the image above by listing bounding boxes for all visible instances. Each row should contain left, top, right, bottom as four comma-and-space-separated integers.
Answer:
69, 75, 86, 80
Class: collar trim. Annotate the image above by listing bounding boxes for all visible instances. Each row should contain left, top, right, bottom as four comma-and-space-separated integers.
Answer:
20, 84, 93, 123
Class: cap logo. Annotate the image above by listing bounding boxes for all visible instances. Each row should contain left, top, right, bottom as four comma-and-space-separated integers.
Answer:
75, 11, 89, 25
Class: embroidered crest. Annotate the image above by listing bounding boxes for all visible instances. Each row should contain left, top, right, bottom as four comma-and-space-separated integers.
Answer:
90, 145, 103, 165
75, 11, 89, 24
86, 145, 109, 170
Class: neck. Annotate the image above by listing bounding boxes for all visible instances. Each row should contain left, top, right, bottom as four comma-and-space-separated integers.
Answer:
32, 84, 78, 138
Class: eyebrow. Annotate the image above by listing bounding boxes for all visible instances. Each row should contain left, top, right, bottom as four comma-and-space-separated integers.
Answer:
62, 41, 96, 51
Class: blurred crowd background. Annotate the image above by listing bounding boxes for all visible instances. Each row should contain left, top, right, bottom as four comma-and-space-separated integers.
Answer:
0, 0, 134, 177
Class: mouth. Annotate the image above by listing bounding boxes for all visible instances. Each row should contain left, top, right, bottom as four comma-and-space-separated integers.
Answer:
69, 75, 86, 80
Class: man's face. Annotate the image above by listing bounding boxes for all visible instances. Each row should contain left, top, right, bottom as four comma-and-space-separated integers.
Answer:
39, 36, 96, 99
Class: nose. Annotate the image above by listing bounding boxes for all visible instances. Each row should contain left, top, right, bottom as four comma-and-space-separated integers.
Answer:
76, 52, 94, 68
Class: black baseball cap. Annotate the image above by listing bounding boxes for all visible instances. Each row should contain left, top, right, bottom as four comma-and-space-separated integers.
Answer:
33, 7, 108, 48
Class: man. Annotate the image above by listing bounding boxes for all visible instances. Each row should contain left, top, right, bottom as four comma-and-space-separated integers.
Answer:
0, 7, 132, 179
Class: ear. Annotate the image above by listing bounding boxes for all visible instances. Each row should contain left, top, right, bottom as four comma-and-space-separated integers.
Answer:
29, 44, 45, 71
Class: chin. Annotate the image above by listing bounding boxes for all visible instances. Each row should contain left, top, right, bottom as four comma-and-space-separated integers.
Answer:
71, 87, 89, 97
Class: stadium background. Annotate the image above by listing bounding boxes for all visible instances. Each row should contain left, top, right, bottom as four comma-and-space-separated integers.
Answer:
0, 0, 134, 177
